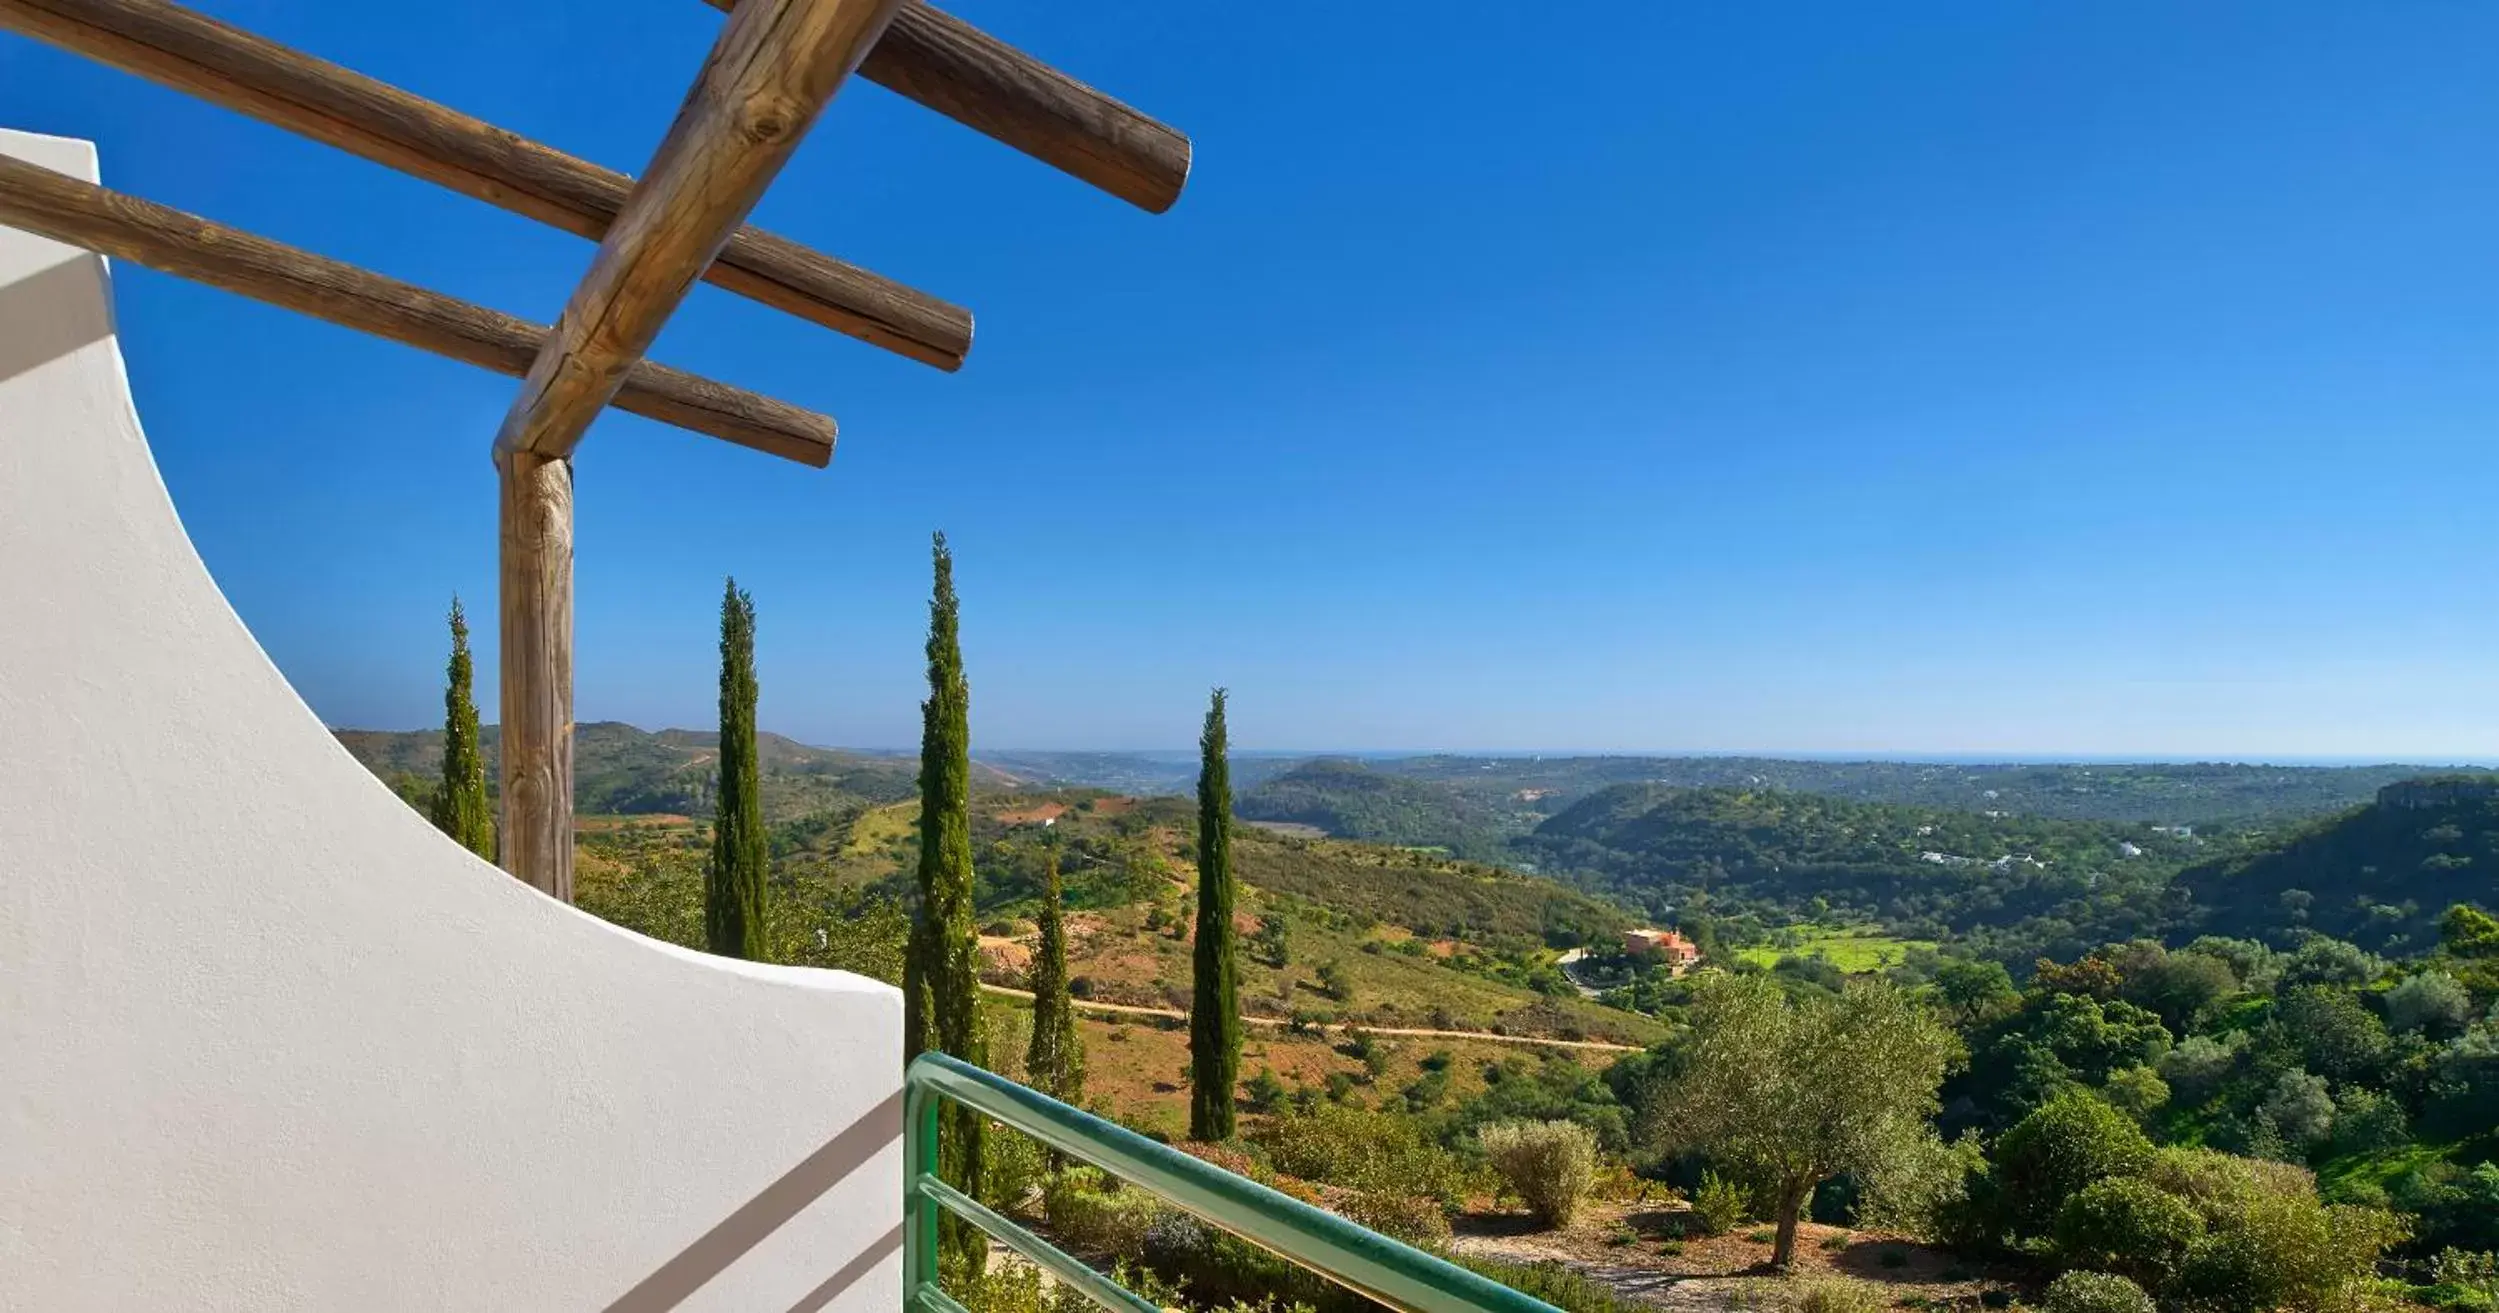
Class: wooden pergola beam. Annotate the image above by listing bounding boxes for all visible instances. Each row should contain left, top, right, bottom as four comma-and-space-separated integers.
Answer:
492, 0, 904, 902
0, 0, 973, 370
0, 152, 835, 465
788, 0, 1191, 214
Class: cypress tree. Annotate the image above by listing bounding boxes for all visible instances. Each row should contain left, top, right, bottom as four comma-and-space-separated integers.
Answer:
428, 596, 495, 860
706, 578, 767, 959
904, 533, 985, 1275
1189, 688, 1241, 1142
1025, 850, 1085, 1106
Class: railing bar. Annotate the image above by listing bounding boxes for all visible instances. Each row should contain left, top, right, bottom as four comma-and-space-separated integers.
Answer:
915, 1285, 974, 1313
914, 1174, 1163, 1313
907, 1053, 1561, 1313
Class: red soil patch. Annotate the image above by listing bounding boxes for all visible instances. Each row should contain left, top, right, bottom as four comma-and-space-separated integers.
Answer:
980, 936, 1033, 976
995, 801, 1069, 826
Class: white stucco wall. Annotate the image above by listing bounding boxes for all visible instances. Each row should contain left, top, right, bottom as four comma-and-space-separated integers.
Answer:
0, 129, 904, 1312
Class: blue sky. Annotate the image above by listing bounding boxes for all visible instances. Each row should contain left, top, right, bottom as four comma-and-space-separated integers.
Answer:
5, 1, 2495, 757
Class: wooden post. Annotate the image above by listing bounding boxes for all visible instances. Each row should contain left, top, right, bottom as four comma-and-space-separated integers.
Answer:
497, 449, 573, 903
492, 0, 903, 898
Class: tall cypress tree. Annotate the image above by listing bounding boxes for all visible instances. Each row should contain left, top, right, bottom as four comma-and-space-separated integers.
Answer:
1025, 850, 1085, 1106
428, 596, 495, 860
904, 533, 985, 1275
1189, 688, 1241, 1142
706, 578, 767, 959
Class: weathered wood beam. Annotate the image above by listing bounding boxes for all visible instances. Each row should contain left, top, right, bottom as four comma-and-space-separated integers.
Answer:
491, 0, 901, 903
0, 0, 973, 370
841, 0, 1192, 214
0, 152, 834, 465
495, 0, 901, 462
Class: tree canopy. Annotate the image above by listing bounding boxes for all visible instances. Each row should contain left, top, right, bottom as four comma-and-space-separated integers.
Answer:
1641, 973, 1953, 1267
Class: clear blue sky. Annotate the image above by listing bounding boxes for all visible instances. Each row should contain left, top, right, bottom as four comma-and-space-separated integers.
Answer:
6, 1, 2495, 758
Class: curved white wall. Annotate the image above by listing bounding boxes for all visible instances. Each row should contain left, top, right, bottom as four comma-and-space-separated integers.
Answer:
0, 129, 903, 1312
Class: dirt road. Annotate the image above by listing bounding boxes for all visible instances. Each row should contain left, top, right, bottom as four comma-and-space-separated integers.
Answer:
979, 983, 1642, 1053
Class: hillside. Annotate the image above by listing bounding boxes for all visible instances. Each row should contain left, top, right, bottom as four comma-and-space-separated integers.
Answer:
2180, 776, 2499, 953
765, 785, 1655, 1048
1522, 783, 2215, 963
337, 721, 940, 822
1235, 759, 1525, 860
1373, 755, 2476, 829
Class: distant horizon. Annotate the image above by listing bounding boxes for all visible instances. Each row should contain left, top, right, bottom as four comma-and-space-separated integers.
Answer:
329, 720, 2499, 771
22, 2, 2496, 757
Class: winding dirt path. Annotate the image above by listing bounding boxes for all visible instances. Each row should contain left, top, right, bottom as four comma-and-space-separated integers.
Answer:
979, 983, 1642, 1053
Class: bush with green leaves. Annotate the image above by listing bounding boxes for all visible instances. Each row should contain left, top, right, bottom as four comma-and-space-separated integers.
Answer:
2386, 971, 2476, 1037
2040, 1271, 2156, 1313
2171, 1192, 2406, 1313
1991, 1091, 2156, 1238
2279, 936, 2385, 991
1042, 1167, 1164, 1256
1479, 1120, 1600, 1228
1690, 1169, 1750, 1236
2139, 1148, 2407, 1313
1250, 1101, 1473, 1209
1339, 1188, 1452, 1248
1451, 1255, 1647, 1313
2328, 1086, 2410, 1156
1243, 1067, 1288, 1114
2256, 1070, 2337, 1153
2101, 1065, 2170, 1123
1786, 1276, 1887, 1313
2157, 1033, 2245, 1104
2053, 1176, 2204, 1286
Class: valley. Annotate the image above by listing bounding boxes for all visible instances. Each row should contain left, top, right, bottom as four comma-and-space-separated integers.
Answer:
344, 723, 2499, 1313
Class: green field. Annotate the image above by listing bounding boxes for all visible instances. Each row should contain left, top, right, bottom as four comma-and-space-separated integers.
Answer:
1734, 923, 1935, 973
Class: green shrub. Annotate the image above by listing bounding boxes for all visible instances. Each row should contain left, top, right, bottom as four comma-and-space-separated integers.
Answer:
2039, 1271, 2155, 1313
2101, 1066, 2170, 1123
1251, 1101, 1474, 1207
1451, 1255, 1647, 1313
2169, 1183, 2408, 1313
1820, 1231, 1853, 1251
2053, 1176, 2204, 1286
1243, 1067, 1288, 1114
987, 1129, 1050, 1213
1788, 1276, 1887, 1313
1480, 1120, 1601, 1228
1691, 1169, 1750, 1236
1340, 1188, 1451, 1249
1993, 1092, 2156, 1237
1747, 1227, 1776, 1244
1043, 1169, 1163, 1256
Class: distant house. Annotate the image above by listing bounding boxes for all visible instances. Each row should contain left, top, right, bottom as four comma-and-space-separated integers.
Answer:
1621, 927, 1702, 974
996, 801, 1068, 828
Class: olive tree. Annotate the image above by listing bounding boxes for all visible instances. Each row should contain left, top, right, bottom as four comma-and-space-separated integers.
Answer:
1641, 974, 1954, 1267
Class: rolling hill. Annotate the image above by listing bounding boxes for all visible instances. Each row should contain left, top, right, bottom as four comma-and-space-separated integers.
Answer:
1234, 759, 1526, 861
2179, 776, 2499, 954
334, 721, 932, 822
1519, 783, 2215, 962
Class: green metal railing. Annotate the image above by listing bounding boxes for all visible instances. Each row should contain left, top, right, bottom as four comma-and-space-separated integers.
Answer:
905, 1052, 1562, 1313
